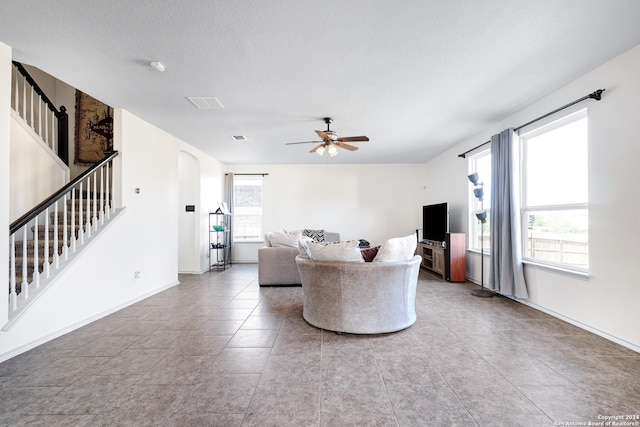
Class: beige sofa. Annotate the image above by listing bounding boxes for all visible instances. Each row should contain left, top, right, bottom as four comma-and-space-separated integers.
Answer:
295, 254, 421, 334
258, 231, 340, 286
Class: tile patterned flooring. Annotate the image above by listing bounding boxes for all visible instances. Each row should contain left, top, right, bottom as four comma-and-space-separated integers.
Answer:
1, 264, 639, 426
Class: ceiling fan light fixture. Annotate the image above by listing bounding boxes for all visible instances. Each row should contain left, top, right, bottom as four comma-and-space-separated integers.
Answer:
285, 118, 367, 158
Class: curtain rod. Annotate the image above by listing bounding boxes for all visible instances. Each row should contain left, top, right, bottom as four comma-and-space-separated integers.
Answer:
457, 89, 605, 159
225, 173, 269, 176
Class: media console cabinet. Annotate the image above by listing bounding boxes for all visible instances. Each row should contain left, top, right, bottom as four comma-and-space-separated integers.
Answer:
416, 232, 466, 282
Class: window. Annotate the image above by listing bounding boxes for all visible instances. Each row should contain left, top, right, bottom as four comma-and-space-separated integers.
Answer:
232, 176, 263, 241
468, 149, 491, 253
519, 109, 588, 271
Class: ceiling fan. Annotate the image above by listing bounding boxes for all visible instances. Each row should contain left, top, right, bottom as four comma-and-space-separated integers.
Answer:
286, 117, 369, 156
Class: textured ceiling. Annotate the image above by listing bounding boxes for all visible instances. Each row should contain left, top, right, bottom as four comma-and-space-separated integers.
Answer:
2, 0, 640, 164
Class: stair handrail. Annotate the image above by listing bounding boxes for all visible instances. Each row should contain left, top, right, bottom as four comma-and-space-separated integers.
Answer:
12, 61, 69, 165
10, 151, 119, 235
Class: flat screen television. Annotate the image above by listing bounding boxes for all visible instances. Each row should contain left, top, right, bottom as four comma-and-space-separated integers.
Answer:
422, 203, 449, 243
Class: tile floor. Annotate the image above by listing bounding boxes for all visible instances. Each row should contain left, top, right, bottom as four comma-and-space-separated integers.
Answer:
1, 264, 639, 426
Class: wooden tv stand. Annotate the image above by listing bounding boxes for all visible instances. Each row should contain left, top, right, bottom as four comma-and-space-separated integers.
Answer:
416, 233, 466, 282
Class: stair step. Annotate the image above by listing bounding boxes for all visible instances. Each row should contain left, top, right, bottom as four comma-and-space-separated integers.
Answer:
15, 241, 66, 253
14, 239, 66, 256
72, 190, 112, 199
27, 226, 82, 242
63, 199, 111, 209
33, 223, 85, 231
50, 211, 102, 222
44, 198, 109, 209
12, 257, 52, 272
9, 257, 49, 293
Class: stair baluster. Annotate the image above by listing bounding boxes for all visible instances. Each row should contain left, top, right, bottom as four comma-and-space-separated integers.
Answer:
93, 171, 98, 232
53, 200, 60, 270
21, 228, 28, 299
63, 194, 69, 261
32, 216, 39, 289
43, 207, 50, 279
10, 235, 17, 311
85, 177, 91, 238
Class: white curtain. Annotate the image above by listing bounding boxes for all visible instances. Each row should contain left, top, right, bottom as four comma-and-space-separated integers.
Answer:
488, 129, 528, 298
225, 173, 234, 262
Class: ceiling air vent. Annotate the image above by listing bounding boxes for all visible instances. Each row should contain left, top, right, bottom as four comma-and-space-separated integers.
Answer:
232, 135, 248, 141
186, 96, 224, 109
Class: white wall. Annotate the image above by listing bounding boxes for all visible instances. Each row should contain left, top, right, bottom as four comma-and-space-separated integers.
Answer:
426, 44, 640, 351
178, 151, 200, 273
177, 147, 225, 274
9, 114, 68, 221
196, 155, 225, 271
116, 110, 223, 279
116, 110, 224, 277
227, 163, 425, 262
0, 43, 11, 325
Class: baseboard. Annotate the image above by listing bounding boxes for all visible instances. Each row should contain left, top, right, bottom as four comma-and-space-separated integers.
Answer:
466, 277, 639, 353
515, 299, 640, 354
0, 280, 180, 363
178, 268, 209, 274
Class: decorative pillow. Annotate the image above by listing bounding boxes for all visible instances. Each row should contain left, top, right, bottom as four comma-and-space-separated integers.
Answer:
264, 230, 283, 247
361, 245, 381, 262
303, 229, 325, 242
266, 230, 303, 247
298, 239, 312, 259
373, 234, 417, 263
306, 240, 364, 263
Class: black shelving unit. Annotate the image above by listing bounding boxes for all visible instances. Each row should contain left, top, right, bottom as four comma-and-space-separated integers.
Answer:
209, 212, 231, 270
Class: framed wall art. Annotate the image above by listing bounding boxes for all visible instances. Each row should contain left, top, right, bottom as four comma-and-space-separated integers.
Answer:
75, 90, 113, 164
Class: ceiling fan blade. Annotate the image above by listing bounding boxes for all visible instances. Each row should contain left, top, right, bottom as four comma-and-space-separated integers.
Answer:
286, 140, 322, 145
337, 142, 359, 151
337, 136, 369, 142
309, 144, 325, 154
315, 130, 329, 140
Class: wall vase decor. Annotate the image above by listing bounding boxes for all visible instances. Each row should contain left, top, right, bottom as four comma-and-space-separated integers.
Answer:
75, 90, 113, 164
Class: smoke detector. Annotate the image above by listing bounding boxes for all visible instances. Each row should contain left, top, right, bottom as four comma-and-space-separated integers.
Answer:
150, 61, 165, 72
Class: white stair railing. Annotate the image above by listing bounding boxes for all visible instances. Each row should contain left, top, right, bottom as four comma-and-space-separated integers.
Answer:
11, 61, 69, 165
7, 151, 119, 326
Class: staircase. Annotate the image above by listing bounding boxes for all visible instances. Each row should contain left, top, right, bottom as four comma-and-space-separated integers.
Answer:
6, 61, 119, 329
7, 152, 119, 328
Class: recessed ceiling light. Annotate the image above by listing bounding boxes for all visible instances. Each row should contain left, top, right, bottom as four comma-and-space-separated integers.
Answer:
186, 96, 225, 109
232, 135, 247, 141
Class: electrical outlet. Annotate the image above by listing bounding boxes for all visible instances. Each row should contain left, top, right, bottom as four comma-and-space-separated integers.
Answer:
134, 271, 141, 279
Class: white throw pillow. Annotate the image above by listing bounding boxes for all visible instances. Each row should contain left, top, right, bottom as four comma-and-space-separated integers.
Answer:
266, 230, 303, 247
298, 239, 312, 259
373, 234, 417, 263
306, 240, 364, 263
